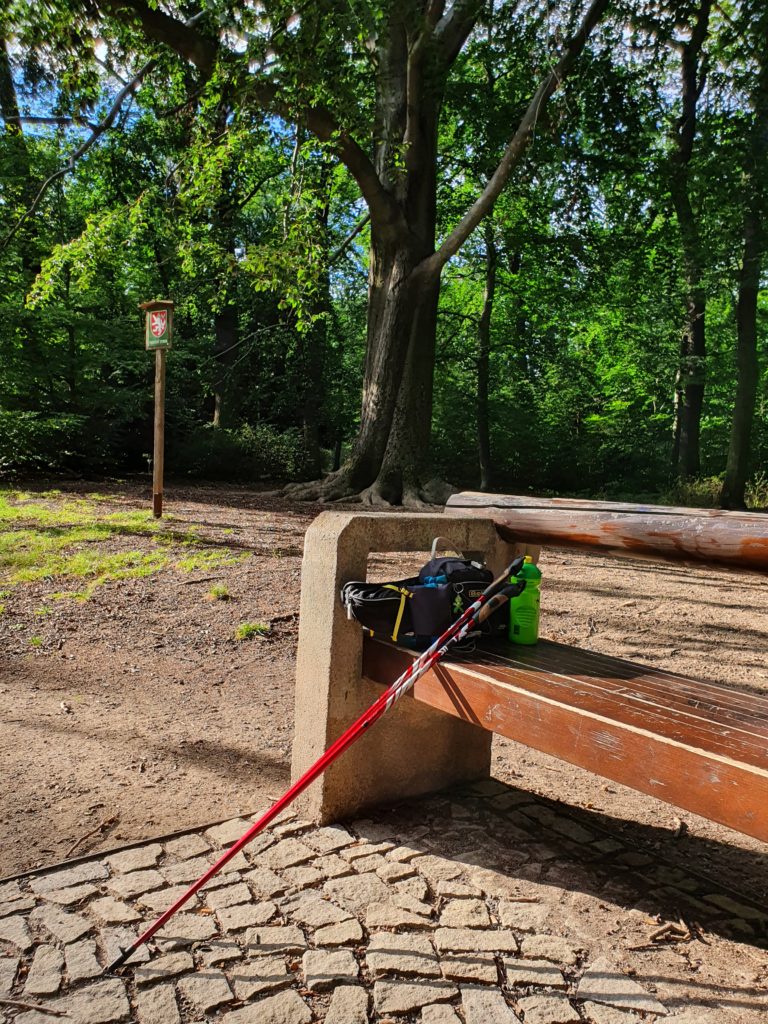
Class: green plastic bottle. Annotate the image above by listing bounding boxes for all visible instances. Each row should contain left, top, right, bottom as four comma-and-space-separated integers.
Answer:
508, 556, 542, 645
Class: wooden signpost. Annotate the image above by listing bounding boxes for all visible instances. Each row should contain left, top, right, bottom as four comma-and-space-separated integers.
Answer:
139, 299, 174, 518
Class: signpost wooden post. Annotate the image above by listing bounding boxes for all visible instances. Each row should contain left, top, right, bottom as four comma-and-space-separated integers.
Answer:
139, 299, 174, 518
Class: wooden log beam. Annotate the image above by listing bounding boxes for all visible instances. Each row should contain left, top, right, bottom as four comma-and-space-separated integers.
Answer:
363, 637, 768, 843
445, 493, 768, 573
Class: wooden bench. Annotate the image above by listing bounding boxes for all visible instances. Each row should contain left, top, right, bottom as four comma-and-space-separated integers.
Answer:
291, 500, 768, 842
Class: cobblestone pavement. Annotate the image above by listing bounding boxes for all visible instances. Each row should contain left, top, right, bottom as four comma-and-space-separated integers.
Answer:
1, 779, 766, 1024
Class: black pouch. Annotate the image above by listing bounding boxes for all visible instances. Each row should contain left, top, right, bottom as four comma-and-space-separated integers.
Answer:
340, 538, 509, 643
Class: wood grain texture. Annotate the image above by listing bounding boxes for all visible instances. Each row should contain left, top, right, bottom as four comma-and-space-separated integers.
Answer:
444, 494, 768, 573
363, 637, 768, 842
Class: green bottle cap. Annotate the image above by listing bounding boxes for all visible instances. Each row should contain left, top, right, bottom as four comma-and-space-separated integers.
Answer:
517, 556, 542, 581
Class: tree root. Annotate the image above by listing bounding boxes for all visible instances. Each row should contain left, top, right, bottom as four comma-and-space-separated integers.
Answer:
279, 468, 457, 509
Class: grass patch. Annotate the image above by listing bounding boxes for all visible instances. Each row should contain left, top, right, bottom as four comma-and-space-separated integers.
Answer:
29, 635, 43, 647
207, 585, 231, 601
234, 621, 269, 640
0, 487, 249, 601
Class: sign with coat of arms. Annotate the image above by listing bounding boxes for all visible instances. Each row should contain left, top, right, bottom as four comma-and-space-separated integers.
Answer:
140, 299, 174, 350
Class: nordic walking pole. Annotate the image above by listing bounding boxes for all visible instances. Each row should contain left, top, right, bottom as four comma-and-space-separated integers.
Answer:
105, 556, 526, 973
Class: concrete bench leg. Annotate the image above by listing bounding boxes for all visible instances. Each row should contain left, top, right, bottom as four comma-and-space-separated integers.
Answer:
291, 512, 516, 823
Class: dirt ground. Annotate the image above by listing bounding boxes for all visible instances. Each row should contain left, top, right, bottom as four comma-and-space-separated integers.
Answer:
1, 482, 767, 911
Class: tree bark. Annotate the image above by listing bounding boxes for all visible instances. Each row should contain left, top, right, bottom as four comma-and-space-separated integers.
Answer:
668, 0, 711, 479
720, 49, 768, 510
477, 219, 497, 491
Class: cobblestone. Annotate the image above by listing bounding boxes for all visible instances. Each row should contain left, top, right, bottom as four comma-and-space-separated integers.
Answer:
0, 881, 23, 902
244, 924, 306, 953
40, 884, 97, 906
220, 989, 312, 1024
440, 953, 497, 984
374, 978, 458, 1014
261, 839, 315, 870
366, 931, 440, 978
177, 968, 234, 1014
415, 855, 463, 883
230, 955, 290, 1000
216, 900, 276, 931
436, 879, 483, 899
199, 939, 242, 966
137, 886, 197, 915
520, 934, 581, 965
30, 904, 92, 943
304, 826, 355, 854
106, 844, 163, 874
576, 957, 668, 1015
89, 896, 142, 923
376, 861, 416, 883
0, 896, 35, 917
284, 894, 352, 928
100, 926, 150, 965
440, 899, 491, 929
461, 986, 518, 1024
134, 951, 194, 985
204, 880, 252, 913
24, 945, 64, 996
325, 984, 368, 1024
29, 862, 108, 895
205, 819, 253, 847
64, 939, 102, 981
136, 983, 181, 1024
505, 956, 566, 988
516, 991, 580, 1024
581, 1003, 643, 1024
302, 947, 358, 989
315, 854, 354, 879
282, 864, 326, 888
161, 856, 214, 885
106, 869, 166, 899
155, 912, 218, 946
324, 871, 391, 912
244, 866, 287, 897
164, 833, 211, 859
16, 978, 130, 1024
314, 918, 364, 945
422, 1003, 462, 1024
435, 928, 518, 953
366, 899, 434, 930
0, 954, 19, 994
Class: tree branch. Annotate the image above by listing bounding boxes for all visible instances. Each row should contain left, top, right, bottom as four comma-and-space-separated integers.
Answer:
4, 114, 101, 130
330, 212, 371, 264
435, 0, 485, 67
421, 0, 610, 278
1, 58, 156, 251
97, 0, 217, 73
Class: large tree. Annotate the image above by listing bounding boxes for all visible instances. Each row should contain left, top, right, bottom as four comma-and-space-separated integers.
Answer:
11, 0, 609, 504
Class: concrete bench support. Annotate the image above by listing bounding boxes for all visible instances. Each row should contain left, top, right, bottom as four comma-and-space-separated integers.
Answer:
291, 512, 520, 823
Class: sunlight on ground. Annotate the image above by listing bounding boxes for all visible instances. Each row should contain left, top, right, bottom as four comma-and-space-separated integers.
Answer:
0, 488, 250, 605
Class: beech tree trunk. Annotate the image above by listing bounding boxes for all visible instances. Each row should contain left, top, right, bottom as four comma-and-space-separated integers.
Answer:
720, 50, 768, 510
669, 0, 711, 479
477, 220, 497, 491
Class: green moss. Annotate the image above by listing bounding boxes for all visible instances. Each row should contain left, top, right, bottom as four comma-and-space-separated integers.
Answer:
29, 635, 43, 647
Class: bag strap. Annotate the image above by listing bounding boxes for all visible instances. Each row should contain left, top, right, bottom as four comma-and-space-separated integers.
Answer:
430, 536, 463, 560
382, 584, 412, 642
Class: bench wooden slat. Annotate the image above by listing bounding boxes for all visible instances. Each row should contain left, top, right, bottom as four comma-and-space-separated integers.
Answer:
471, 650, 768, 760
363, 637, 768, 842
478, 644, 768, 739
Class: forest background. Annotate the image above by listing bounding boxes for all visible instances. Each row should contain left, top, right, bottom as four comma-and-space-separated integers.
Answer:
1, 0, 766, 509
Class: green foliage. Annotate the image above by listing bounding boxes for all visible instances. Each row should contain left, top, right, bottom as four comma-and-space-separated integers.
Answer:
234, 621, 269, 640
207, 584, 230, 601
